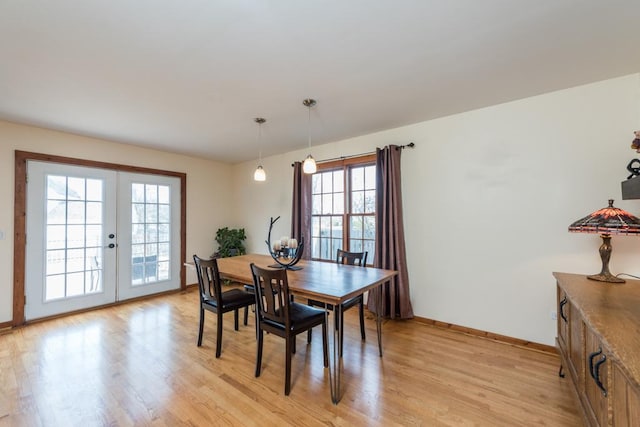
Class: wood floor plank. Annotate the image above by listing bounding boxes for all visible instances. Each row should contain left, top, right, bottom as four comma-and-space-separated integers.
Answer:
0, 289, 581, 426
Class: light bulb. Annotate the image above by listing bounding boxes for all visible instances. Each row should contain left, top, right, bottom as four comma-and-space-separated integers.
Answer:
254, 165, 266, 181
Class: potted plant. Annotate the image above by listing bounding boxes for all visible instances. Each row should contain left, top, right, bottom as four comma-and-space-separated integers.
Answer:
214, 227, 247, 258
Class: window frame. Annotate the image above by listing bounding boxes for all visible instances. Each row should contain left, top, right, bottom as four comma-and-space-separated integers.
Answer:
310, 154, 376, 264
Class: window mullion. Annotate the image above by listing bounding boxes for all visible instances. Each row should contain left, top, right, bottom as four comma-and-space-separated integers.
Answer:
343, 164, 349, 249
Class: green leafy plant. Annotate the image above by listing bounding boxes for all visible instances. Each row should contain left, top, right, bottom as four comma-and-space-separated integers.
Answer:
214, 227, 246, 258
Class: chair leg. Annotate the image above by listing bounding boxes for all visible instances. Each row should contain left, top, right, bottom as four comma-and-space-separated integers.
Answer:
234, 309, 239, 331
321, 323, 329, 368
256, 329, 264, 378
243, 306, 249, 326
307, 300, 314, 343
197, 308, 205, 347
359, 300, 366, 340
285, 336, 293, 395
216, 311, 223, 358
255, 329, 263, 377
292, 335, 296, 354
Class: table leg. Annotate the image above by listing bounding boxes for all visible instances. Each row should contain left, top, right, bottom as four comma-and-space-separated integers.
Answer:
325, 307, 335, 402
376, 285, 383, 357
328, 293, 383, 404
331, 303, 343, 404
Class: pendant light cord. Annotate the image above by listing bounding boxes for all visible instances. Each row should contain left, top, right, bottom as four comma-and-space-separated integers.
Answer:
258, 121, 262, 163
307, 103, 311, 150
254, 117, 266, 164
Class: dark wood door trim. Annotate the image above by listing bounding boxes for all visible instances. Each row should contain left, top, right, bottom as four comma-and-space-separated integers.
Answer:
13, 150, 187, 327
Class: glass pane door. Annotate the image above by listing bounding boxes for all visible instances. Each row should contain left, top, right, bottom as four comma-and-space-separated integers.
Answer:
25, 162, 117, 319
45, 174, 105, 299
117, 173, 181, 300
25, 163, 181, 320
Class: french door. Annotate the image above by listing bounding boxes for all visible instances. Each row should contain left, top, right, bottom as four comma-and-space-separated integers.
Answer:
116, 172, 181, 300
25, 161, 181, 320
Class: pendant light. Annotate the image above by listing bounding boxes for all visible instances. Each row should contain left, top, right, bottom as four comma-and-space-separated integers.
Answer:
302, 98, 317, 174
253, 117, 266, 181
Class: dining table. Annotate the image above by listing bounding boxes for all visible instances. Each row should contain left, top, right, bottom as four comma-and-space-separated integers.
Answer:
214, 253, 398, 404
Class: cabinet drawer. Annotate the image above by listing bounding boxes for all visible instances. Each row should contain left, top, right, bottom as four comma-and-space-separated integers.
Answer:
585, 328, 610, 427
612, 363, 640, 426
569, 302, 585, 388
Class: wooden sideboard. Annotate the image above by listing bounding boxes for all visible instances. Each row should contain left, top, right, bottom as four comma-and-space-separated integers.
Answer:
554, 272, 640, 426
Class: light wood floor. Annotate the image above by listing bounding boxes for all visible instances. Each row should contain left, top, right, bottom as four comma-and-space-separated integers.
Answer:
0, 289, 582, 426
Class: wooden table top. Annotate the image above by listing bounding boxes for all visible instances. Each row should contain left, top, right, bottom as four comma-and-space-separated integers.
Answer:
215, 254, 398, 305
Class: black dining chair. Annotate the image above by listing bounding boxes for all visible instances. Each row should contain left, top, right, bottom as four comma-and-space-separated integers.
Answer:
193, 254, 255, 358
308, 249, 368, 356
250, 263, 328, 396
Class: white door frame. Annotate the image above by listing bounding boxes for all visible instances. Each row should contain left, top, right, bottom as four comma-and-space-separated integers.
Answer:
13, 150, 186, 326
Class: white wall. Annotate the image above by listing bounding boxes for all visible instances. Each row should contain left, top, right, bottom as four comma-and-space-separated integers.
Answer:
0, 120, 237, 323
3, 74, 639, 345
233, 73, 640, 346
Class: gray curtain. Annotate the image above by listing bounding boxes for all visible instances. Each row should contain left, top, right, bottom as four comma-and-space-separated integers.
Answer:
291, 161, 312, 260
367, 145, 414, 319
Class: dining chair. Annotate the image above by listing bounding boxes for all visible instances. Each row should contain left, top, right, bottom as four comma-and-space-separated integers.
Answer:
308, 249, 368, 356
250, 263, 328, 396
193, 254, 255, 358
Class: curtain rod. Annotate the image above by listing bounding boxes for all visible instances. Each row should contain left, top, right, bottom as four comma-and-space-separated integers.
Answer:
291, 142, 415, 167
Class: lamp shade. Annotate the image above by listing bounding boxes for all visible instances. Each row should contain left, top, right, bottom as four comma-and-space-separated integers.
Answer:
568, 199, 640, 235
303, 155, 317, 174
254, 165, 266, 181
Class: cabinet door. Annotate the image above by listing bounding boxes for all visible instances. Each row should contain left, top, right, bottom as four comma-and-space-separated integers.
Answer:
612, 362, 640, 426
569, 302, 585, 387
585, 328, 610, 426
557, 287, 570, 353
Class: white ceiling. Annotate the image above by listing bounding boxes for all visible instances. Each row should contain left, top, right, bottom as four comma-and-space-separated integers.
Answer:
1, 1, 639, 164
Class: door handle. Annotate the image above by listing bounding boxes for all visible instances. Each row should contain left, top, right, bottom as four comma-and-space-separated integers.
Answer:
588, 348, 603, 379
593, 353, 608, 397
559, 297, 568, 322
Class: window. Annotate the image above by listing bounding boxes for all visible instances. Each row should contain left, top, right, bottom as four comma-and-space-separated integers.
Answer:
131, 183, 172, 285
44, 174, 105, 300
310, 156, 376, 263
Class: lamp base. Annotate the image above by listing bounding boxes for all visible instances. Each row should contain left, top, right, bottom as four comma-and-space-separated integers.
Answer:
587, 234, 625, 283
587, 272, 625, 283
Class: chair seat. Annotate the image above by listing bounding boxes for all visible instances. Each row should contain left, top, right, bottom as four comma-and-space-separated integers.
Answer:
203, 288, 255, 311
263, 302, 326, 333
289, 302, 326, 331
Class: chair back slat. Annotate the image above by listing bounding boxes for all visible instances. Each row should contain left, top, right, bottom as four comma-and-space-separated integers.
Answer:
336, 249, 368, 267
193, 255, 223, 303
250, 264, 290, 328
